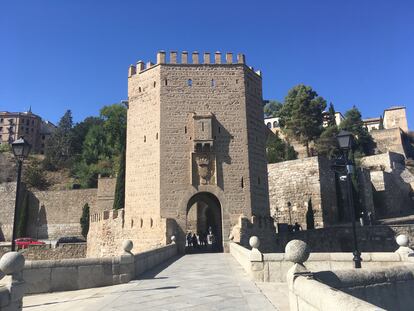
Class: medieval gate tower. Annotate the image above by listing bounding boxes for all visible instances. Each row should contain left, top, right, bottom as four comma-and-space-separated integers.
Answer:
87, 51, 276, 256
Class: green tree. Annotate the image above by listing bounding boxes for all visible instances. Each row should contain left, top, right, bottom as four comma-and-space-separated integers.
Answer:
264, 100, 282, 117
82, 125, 112, 165
327, 102, 337, 127
80, 203, 90, 239
113, 147, 126, 210
278, 85, 327, 157
44, 110, 74, 170
315, 125, 340, 159
266, 132, 297, 163
100, 104, 127, 154
340, 106, 376, 157
71, 117, 104, 156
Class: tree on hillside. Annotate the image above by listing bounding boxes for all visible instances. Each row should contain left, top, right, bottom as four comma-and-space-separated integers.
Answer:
71, 117, 104, 156
315, 125, 340, 159
278, 84, 327, 157
266, 132, 297, 163
24, 158, 50, 190
340, 106, 376, 157
44, 110, 74, 170
327, 102, 337, 127
264, 100, 282, 117
100, 104, 127, 154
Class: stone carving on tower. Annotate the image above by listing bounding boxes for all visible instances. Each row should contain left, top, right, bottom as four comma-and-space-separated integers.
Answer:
191, 113, 216, 186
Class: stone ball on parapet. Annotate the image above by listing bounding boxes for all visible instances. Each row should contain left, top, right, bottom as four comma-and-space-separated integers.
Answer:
171, 236, 176, 243
285, 240, 310, 264
122, 240, 133, 253
249, 236, 260, 249
0, 252, 25, 275
396, 234, 409, 247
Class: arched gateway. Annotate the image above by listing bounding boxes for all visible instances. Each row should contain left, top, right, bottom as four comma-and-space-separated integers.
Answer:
186, 192, 223, 252
87, 51, 276, 257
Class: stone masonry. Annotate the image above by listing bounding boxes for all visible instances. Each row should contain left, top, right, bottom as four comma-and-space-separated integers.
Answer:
268, 156, 338, 230
87, 51, 276, 256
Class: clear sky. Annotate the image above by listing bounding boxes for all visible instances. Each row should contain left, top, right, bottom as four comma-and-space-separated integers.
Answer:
1, 0, 413, 128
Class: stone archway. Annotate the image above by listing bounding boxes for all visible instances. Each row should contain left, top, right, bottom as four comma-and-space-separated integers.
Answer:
186, 192, 223, 252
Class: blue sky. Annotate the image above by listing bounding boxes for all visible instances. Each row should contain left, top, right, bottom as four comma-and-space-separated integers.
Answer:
1, 0, 413, 128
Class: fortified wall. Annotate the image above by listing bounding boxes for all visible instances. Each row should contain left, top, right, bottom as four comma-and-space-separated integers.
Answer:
0, 176, 116, 241
360, 152, 414, 217
268, 156, 338, 229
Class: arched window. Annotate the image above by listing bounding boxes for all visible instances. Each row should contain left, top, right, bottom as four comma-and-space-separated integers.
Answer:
266, 122, 271, 129
188, 79, 192, 86
273, 121, 278, 128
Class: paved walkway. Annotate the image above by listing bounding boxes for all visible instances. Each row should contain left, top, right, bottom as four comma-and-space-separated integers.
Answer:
23, 253, 288, 311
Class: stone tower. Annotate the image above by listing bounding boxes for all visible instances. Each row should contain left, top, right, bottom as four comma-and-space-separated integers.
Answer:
87, 51, 276, 256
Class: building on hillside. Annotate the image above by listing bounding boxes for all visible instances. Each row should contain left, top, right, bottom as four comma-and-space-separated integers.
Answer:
87, 51, 276, 257
363, 117, 383, 132
264, 116, 280, 133
0, 110, 56, 154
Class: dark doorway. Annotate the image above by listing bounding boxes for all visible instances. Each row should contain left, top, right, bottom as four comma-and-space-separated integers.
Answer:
186, 192, 223, 253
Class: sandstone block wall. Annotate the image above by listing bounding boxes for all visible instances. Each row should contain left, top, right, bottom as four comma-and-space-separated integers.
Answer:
360, 152, 414, 217
271, 224, 414, 253
95, 176, 116, 213
268, 156, 338, 229
26, 188, 97, 239
371, 128, 406, 155
0, 182, 26, 241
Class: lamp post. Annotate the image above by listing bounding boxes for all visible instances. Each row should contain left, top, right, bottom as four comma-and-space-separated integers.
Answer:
336, 130, 362, 269
11, 137, 31, 251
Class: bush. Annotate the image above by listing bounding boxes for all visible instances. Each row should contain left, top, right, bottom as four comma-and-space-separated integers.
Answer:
0, 144, 11, 153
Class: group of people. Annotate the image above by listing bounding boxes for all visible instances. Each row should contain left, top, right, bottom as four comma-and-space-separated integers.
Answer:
186, 226, 217, 251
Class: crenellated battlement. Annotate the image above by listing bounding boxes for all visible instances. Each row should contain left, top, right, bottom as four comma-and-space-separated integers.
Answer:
128, 51, 262, 77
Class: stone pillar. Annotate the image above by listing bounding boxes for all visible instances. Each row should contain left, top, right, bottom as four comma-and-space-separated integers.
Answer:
128, 65, 136, 77
203, 52, 211, 64
157, 51, 166, 64
136, 61, 144, 71
225, 52, 233, 64
214, 51, 221, 64
0, 252, 26, 311
192, 51, 199, 64
181, 51, 188, 64
170, 51, 177, 64
237, 53, 245, 64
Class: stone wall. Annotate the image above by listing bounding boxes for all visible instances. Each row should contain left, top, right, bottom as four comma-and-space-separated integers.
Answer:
26, 188, 97, 239
23, 243, 177, 294
271, 224, 414, 253
87, 209, 177, 257
0, 182, 26, 241
360, 152, 414, 217
0, 183, 97, 241
268, 156, 338, 230
0, 243, 86, 260
95, 176, 116, 213
370, 128, 406, 155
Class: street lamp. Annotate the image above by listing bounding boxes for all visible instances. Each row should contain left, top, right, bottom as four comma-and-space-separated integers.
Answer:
11, 137, 31, 251
336, 130, 362, 268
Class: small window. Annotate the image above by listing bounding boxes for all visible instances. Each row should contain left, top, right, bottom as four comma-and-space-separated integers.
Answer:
140, 218, 143, 228
156, 133, 158, 140
188, 79, 192, 87
211, 79, 215, 87
203, 143, 211, 152
201, 122, 204, 132
131, 219, 134, 228
144, 135, 146, 142
165, 78, 168, 86
241, 177, 244, 188
195, 143, 202, 152
273, 121, 278, 127
153, 81, 156, 88
150, 218, 153, 228
266, 122, 271, 129
218, 127, 221, 134
184, 126, 187, 134
139, 87, 142, 93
